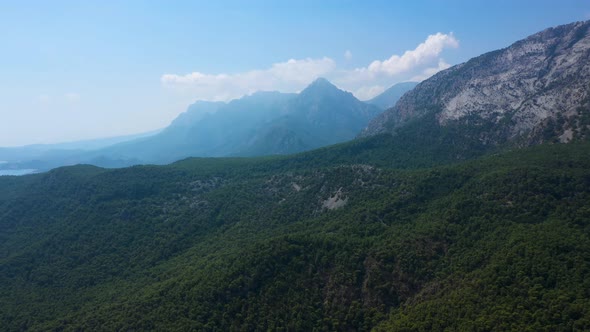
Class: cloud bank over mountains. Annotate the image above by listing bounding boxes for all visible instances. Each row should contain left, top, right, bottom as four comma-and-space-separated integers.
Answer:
162, 32, 459, 101
161, 57, 336, 101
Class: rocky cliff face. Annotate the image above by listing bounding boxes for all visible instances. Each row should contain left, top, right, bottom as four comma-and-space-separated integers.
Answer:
361, 20, 590, 145
237, 78, 383, 156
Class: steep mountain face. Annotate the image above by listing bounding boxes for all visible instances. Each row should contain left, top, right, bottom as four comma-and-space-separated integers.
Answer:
366, 81, 418, 109
102, 91, 296, 163
362, 20, 590, 145
239, 78, 382, 155
168, 100, 226, 128
293, 78, 382, 136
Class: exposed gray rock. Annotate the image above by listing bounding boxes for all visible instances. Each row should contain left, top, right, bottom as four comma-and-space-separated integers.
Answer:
361, 20, 590, 145
322, 187, 348, 210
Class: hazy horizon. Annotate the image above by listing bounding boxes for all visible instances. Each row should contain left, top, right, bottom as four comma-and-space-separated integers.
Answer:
1, 0, 588, 146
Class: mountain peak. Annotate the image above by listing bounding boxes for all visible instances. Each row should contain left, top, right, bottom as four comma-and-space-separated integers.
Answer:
304, 77, 338, 91
311, 77, 333, 85
299, 77, 348, 99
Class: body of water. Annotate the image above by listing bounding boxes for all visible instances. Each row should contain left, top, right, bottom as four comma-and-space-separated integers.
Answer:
0, 169, 37, 176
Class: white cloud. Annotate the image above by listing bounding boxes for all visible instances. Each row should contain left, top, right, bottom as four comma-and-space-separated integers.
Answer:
344, 50, 353, 61
332, 33, 458, 99
367, 32, 458, 76
162, 32, 458, 101
162, 57, 336, 101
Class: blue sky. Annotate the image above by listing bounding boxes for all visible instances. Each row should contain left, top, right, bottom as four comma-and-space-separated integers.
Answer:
0, 0, 589, 146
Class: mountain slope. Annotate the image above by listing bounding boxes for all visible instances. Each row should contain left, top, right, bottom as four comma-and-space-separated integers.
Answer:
167, 100, 226, 128
1, 141, 589, 331
100, 91, 296, 163
98, 78, 381, 162
0, 79, 382, 171
0, 130, 160, 172
362, 20, 590, 146
239, 78, 382, 156
366, 81, 418, 109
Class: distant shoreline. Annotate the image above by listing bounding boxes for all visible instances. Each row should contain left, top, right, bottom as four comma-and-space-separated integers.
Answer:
0, 169, 37, 176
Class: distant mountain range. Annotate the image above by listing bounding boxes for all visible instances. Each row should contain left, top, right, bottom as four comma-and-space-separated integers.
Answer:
101, 78, 382, 162
0, 130, 161, 173
1, 78, 406, 171
8, 20, 590, 175
366, 81, 418, 109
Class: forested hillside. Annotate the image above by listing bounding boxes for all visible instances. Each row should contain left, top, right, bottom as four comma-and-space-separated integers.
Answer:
1, 138, 589, 330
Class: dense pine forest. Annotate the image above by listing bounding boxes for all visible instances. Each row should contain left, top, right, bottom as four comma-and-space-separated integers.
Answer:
1, 135, 589, 330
